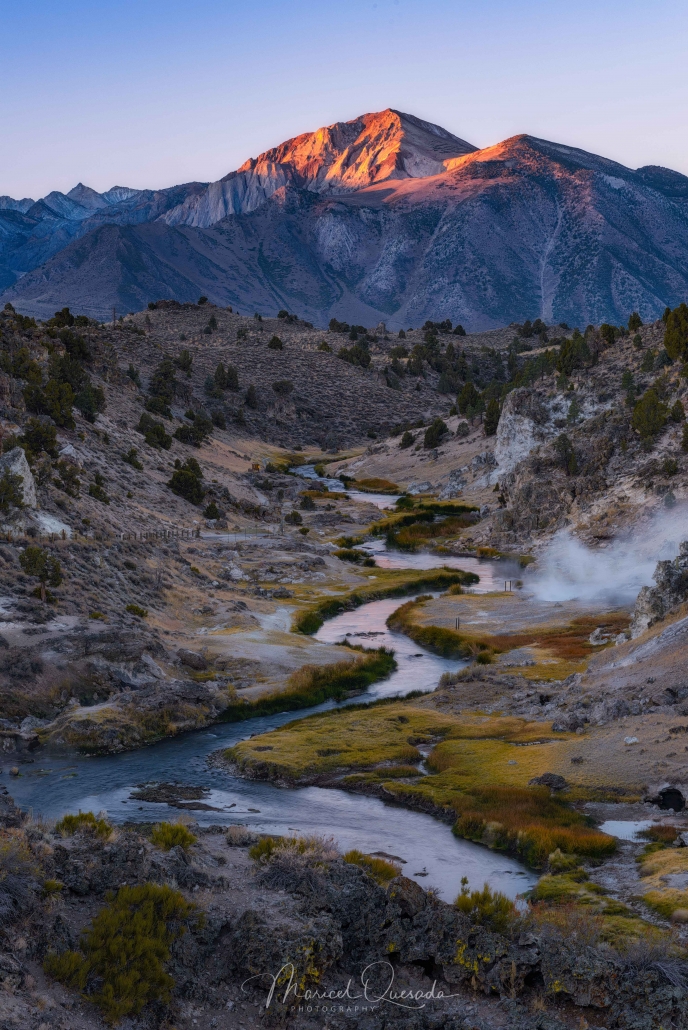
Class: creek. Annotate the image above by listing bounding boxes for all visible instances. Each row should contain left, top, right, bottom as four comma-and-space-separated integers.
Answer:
2, 543, 537, 902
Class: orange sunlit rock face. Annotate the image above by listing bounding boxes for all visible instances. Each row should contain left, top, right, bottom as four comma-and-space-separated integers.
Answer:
162, 109, 477, 227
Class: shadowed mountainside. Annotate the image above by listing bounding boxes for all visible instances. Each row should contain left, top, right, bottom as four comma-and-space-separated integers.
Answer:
2, 110, 688, 327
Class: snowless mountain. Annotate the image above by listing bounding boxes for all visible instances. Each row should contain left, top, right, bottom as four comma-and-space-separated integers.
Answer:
2, 109, 688, 328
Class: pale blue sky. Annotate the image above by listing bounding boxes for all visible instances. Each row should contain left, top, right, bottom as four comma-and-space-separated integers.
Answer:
2, 0, 687, 199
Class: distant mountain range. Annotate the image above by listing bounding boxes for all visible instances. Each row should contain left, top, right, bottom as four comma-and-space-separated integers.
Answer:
2, 109, 688, 329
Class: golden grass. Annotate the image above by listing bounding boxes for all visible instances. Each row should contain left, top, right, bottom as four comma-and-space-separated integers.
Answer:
638, 847, 688, 918
388, 597, 629, 677
227, 703, 615, 868
344, 849, 400, 885
354, 477, 400, 493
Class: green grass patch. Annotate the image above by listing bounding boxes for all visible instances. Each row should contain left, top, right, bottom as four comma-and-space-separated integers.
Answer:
226, 702, 615, 869
219, 647, 396, 723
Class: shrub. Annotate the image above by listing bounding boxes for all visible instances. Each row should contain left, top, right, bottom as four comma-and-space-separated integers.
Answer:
19, 546, 62, 601
0, 470, 24, 513
557, 330, 591, 374
137, 414, 172, 449
338, 344, 371, 368
399, 431, 415, 449
424, 418, 448, 449
126, 364, 141, 387
458, 382, 480, 415
125, 603, 148, 618
173, 412, 213, 447
168, 457, 204, 504
663, 302, 688, 361
454, 877, 515, 934
284, 510, 302, 525
145, 395, 171, 418
54, 460, 81, 497
150, 822, 197, 851
484, 398, 500, 436
456, 420, 470, 437
245, 384, 258, 409
662, 456, 678, 477
632, 388, 668, 441
24, 379, 75, 428
344, 849, 399, 885
122, 447, 143, 470
74, 383, 106, 423
88, 472, 110, 504
22, 418, 58, 458
318, 340, 331, 352
628, 311, 643, 331
148, 357, 177, 405
55, 811, 112, 839
272, 379, 293, 396
641, 349, 656, 372
198, 295, 208, 304
44, 883, 198, 1024
173, 349, 192, 374
300, 495, 315, 510
268, 336, 283, 350
554, 433, 578, 475
670, 399, 685, 422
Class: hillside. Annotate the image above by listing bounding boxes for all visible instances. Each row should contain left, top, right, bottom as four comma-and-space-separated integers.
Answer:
2, 110, 688, 326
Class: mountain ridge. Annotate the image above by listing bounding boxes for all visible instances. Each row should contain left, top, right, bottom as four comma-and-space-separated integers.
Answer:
2, 109, 688, 327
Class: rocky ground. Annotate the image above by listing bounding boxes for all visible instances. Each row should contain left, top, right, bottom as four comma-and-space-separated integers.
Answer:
0, 796, 686, 1030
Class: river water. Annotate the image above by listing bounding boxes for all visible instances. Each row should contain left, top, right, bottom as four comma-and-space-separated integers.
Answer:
1, 539, 538, 902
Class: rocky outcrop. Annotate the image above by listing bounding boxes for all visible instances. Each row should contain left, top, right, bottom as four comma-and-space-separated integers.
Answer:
0, 446, 36, 508
631, 542, 688, 638
3, 809, 684, 1030
494, 388, 557, 476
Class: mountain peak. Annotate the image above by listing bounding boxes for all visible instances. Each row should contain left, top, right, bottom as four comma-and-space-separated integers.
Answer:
233, 108, 477, 194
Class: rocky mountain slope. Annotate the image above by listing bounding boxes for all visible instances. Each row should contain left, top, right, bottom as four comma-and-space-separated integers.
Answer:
3, 109, 688, 326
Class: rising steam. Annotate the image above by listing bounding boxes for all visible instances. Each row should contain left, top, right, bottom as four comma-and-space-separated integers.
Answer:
527, 502, 688, 604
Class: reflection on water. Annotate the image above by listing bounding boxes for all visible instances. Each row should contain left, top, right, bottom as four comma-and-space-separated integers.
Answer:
363, 539, 520, 592
1, 543, 538, 901
293, 465, 399, 510
315, 594, 465, 697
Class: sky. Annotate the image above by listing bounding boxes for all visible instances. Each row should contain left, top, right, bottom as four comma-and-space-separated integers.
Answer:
1, 0, 687, 199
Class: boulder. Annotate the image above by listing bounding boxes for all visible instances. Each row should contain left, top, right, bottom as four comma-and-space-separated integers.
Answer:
529, 772, 568, 791
630, 541, 688, 638
177, 648, 208, 671
0, 446, 37, 508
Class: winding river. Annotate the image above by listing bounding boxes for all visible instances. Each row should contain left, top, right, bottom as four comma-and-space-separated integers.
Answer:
1, 540, 536, 903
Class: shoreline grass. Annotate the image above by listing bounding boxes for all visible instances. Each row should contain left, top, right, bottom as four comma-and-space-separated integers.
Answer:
218, 647, 396, 722
292, 568, 480, 635
225, 702, 617, 869
388, 597, 629, 667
